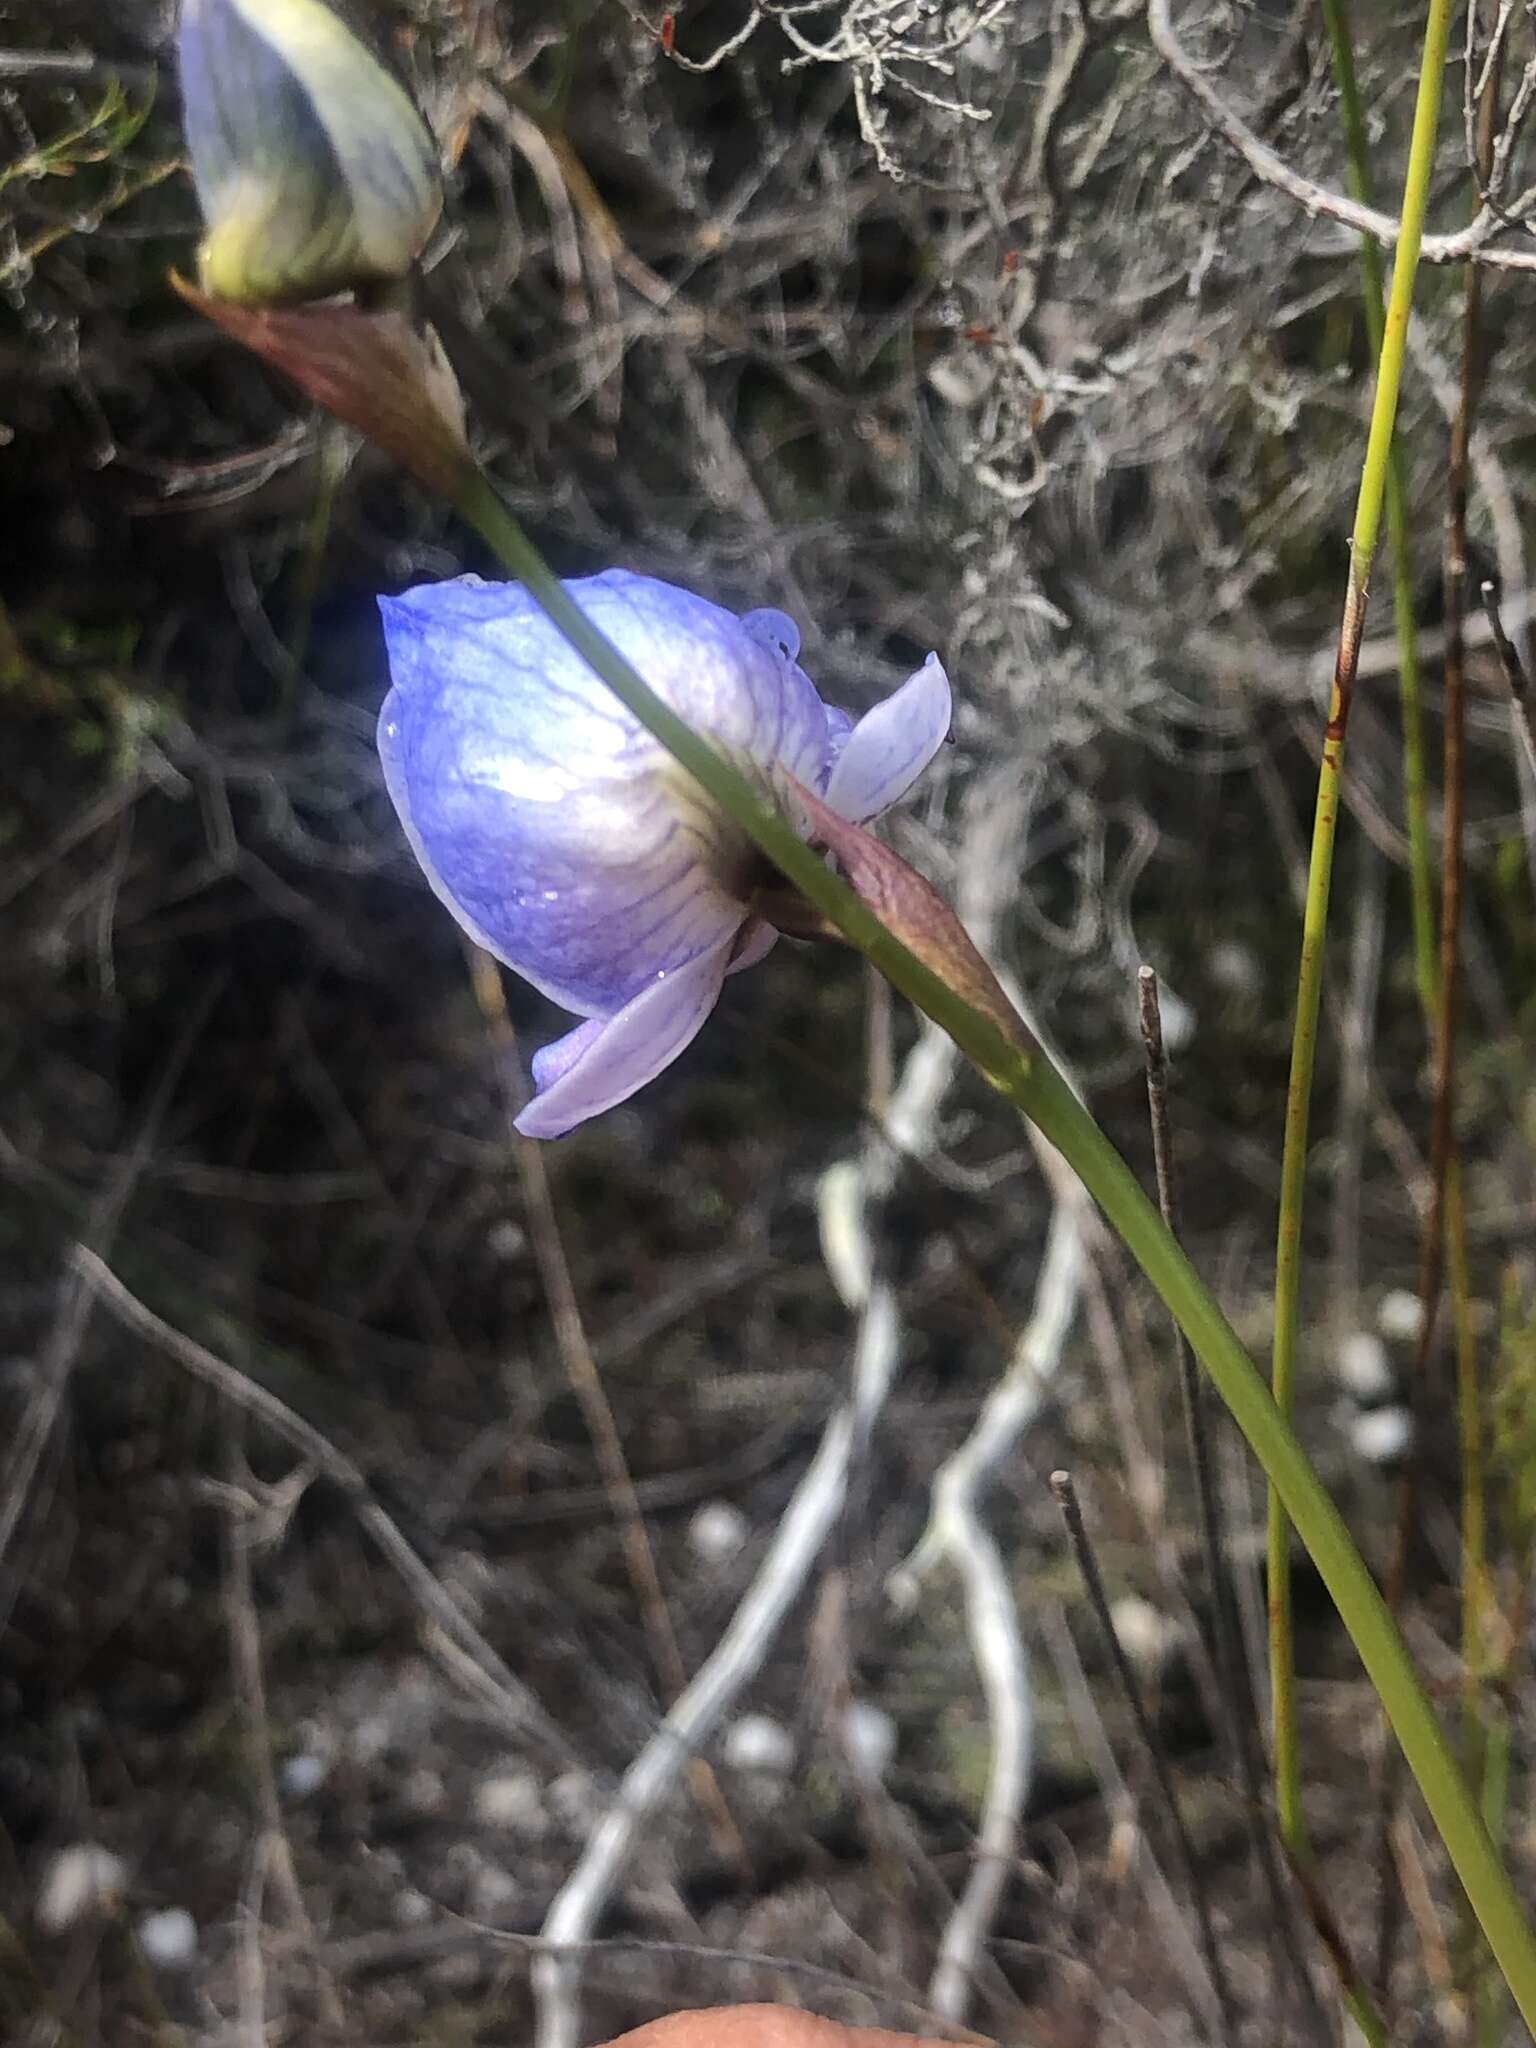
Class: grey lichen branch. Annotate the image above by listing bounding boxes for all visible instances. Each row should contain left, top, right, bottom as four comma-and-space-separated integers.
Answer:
532, 1285, 904, 2048
1149, 0, 1536, 270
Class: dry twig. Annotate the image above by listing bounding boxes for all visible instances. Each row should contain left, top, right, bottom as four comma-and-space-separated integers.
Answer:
1149, 0, 1536, 268
1050, 1469, 1237, 2040
533, 1285, 905, 2048
69, 1245, 580, 1768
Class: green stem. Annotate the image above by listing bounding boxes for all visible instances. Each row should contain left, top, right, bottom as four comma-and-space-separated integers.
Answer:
431, 465, 1536, 2032
282, 419, 349, 713
1015, 1060, 1536, 2034
1476, 1709, 1513, 2047
1269, 0, 1454, 1866
1320, 0, 1438, 1016
1317, 11, 1439, 2031
1327, 10, 1498, 2019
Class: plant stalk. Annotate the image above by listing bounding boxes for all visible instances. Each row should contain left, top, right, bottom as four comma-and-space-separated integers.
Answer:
1015, 1058, 1536, 2033
1268, 0, 1454, 1868
1319, 0, 1438, 1017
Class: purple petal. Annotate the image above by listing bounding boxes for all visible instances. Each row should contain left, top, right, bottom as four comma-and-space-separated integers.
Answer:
529, 1017, 605, 1090
726, 917, 778, 977
822, 654, 952, 823
378, 572, 829, 1016
379, 678, 743, 1018
378, 684, 515, 963
742, 608, 801, 662
820, 704, 855, 786
515, 942, 734, 1138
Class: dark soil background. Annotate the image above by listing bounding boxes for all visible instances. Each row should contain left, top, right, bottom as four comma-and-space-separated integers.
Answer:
3, 1, 1536, 2043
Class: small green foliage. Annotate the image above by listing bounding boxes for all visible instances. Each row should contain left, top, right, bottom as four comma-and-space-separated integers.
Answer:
0, 75, 177, 301
0, 78, 154, 199
0, 601, 163, 772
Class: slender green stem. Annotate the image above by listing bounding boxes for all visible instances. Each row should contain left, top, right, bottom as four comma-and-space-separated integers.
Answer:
1327, 8, 1500, 2015
1318, 0, 1438, 1016
1014, 1060, 1536, 2035
1268, 0, 1454, 1867
1267, 724, 1342, 1864
282, 419, 349, 711
1477, 1709, 1513, 2046
1452, 1180, 1488, 1708
1319, 7, 1442, 2026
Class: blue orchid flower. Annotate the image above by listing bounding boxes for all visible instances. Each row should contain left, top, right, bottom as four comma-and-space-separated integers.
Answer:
378, 572, 952, 1137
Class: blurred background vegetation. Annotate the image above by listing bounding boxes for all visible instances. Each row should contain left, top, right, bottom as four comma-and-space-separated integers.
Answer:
4, 0, 1536, 2041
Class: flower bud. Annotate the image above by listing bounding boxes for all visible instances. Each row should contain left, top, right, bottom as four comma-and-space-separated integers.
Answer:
178, 0, 442, 304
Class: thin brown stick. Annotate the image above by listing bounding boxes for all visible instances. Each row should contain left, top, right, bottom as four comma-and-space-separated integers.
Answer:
1136, 968, 1327, 2036
466, 948, 747, 1871
1480, 578, 1536, 776
1138, 968, 1246, 1686
0, 984, 222, 1627
1038, 1602, 1215, 2028
219, 1431, 346, 2033
1048, 1469, 1239, 2043
70, 1244, 580, 1768
1392, 1812, 1457, 2006
1418, 92, 1485, 1477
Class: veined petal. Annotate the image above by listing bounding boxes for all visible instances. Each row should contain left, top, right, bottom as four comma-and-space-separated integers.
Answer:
378, 684, 509, 961
384, 573, 827, 785
823, 654, 952, 823
515, 942, 734, 1138
379, 686, 743, 1016
819, 703, 854, 786
377, 572, 827, 1015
